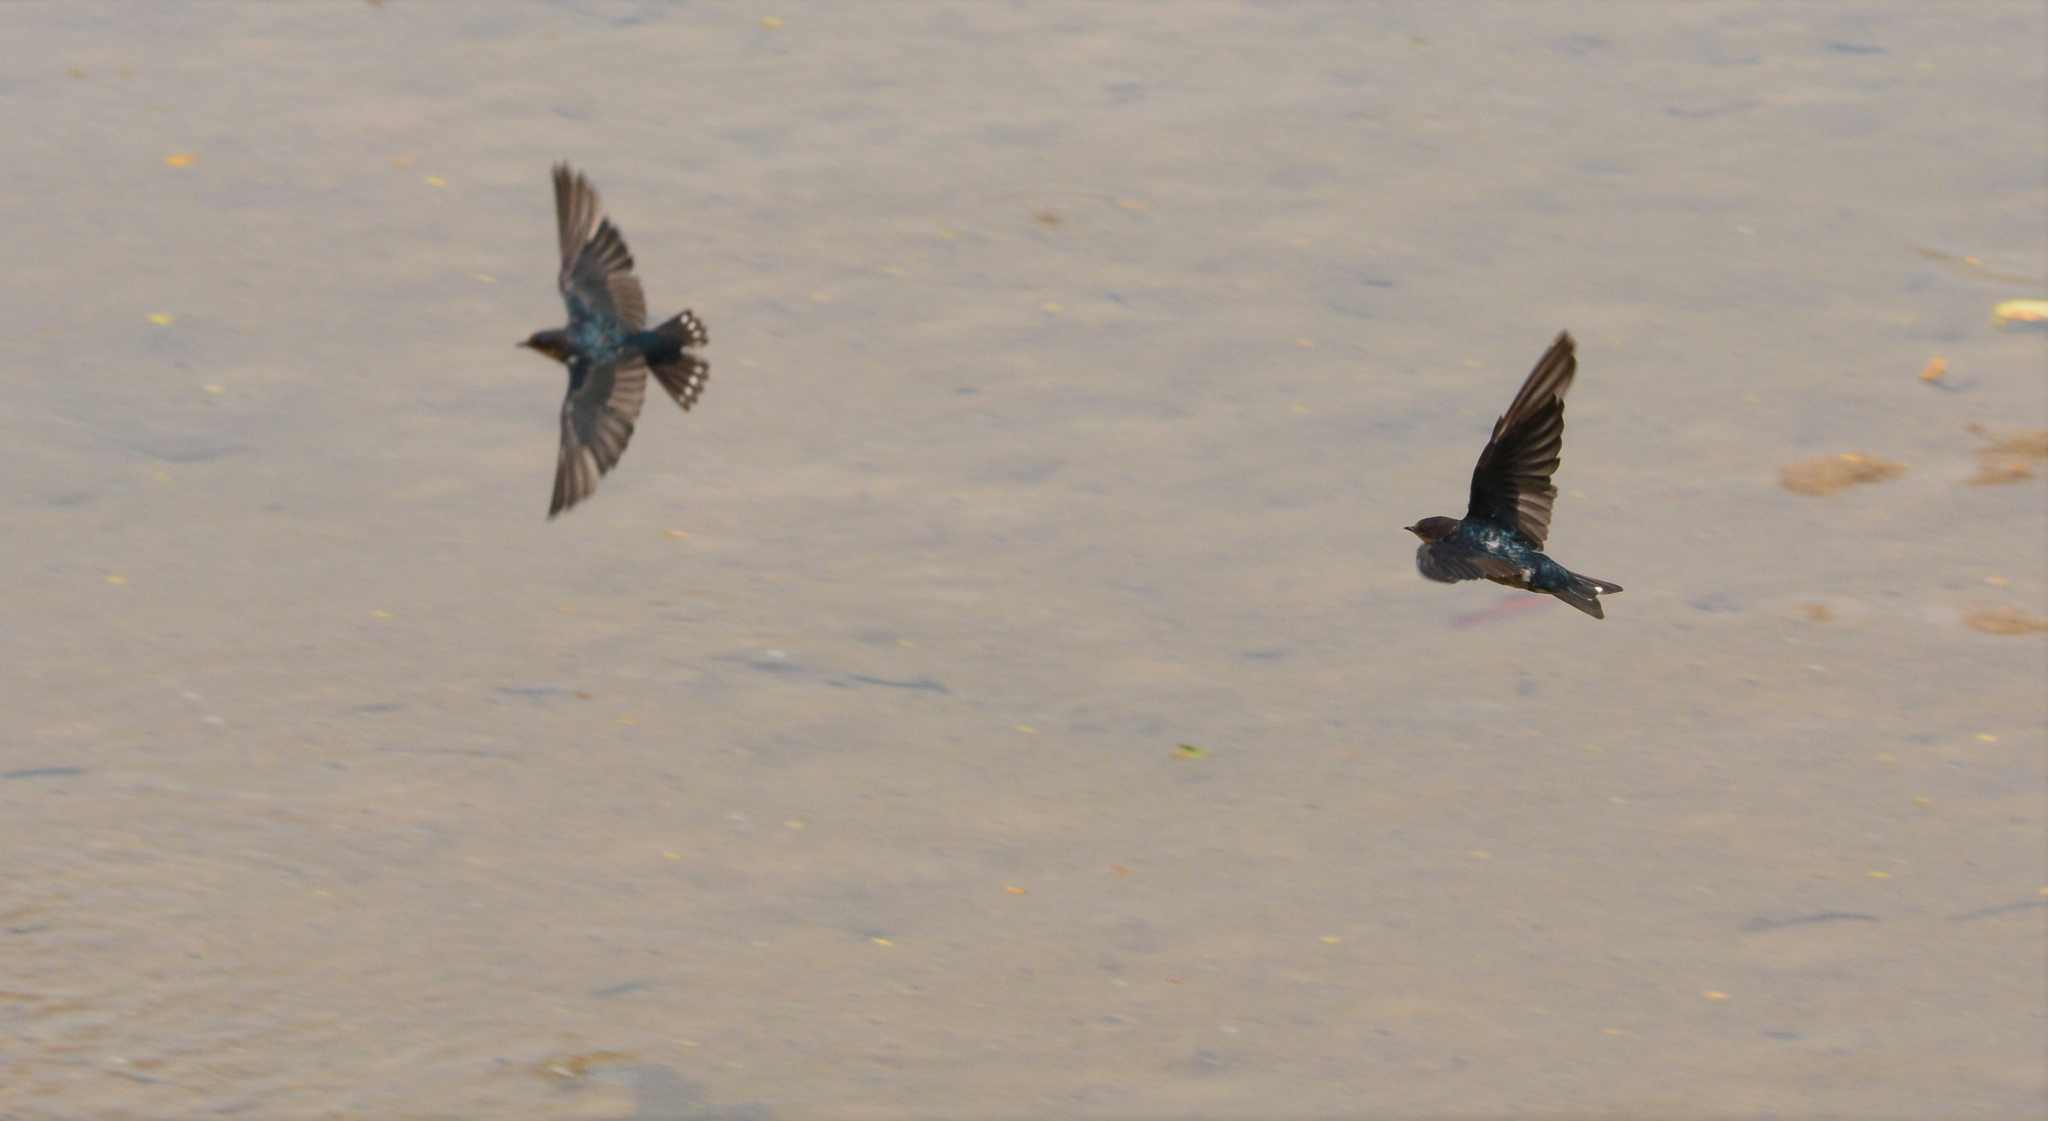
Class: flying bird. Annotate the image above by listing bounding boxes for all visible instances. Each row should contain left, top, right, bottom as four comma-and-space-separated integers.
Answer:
519, 163, 709, 518
1405, 331, 1622, 619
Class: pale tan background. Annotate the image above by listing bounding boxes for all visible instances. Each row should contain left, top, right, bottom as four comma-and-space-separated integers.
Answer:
4, 2, 2044, 1118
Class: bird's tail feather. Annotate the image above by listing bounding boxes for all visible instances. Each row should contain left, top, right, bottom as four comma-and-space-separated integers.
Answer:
1552, 571, 1622, 619
648, 310, 710, 412
653, 310, 709, 348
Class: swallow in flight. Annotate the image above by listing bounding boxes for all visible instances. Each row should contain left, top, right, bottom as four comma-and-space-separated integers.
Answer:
1406, 331, 1621, 618
519, 163, 709, 518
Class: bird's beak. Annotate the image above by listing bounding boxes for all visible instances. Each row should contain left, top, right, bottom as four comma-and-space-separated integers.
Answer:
516, 340, 532, 349
1403, 524, 1421, 538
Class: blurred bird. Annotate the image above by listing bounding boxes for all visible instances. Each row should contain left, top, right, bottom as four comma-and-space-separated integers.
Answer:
1405, 331, 1622, 619
519, 163, 709, 518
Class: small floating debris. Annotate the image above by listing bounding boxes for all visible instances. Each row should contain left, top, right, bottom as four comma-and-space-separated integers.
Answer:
530, 1050, 633, 1083
1965, 425, 2048, 485
1778, 452, 1905, 496
1963, 606, 2048, 636
1914, 247, 2037, 284
1991, 299, 2048, 328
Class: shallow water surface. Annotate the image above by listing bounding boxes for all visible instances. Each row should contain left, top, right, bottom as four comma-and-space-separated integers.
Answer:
3, 2, 2044, 1118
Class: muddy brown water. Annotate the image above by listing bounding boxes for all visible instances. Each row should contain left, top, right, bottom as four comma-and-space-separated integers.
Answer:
4, 3, 2044, 1118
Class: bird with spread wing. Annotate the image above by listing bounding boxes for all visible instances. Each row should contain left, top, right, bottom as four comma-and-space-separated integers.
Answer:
518, 163, 709, 518
1405, 332, 1622, 619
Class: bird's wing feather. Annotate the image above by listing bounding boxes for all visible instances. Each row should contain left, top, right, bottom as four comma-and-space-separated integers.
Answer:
1416, 542, 1522, 584
552, 164, 647, 331
1467, 331, 1575, 548
549, 354, 648, 518
554, 164, 599, 267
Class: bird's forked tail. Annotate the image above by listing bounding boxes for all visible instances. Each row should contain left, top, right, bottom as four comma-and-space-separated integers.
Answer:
1552, 570, 1622, 619
648, 310, 710, 412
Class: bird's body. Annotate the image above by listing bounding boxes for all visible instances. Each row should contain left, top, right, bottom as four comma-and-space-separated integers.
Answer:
1406, 332, 1622, 619
1417, 517, 1588, 600
520, 163, 709, 518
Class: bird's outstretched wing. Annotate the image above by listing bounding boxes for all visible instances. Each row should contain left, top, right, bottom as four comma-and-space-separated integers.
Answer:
550, 353, 648, 518
1466, 331, 1576, 548
1416, 542, 1520, 585
553, 163, 647, 331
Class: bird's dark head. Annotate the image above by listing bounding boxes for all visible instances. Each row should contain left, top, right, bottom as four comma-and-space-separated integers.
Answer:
1405, 516, 1459, 543
518, 329, 572, 364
